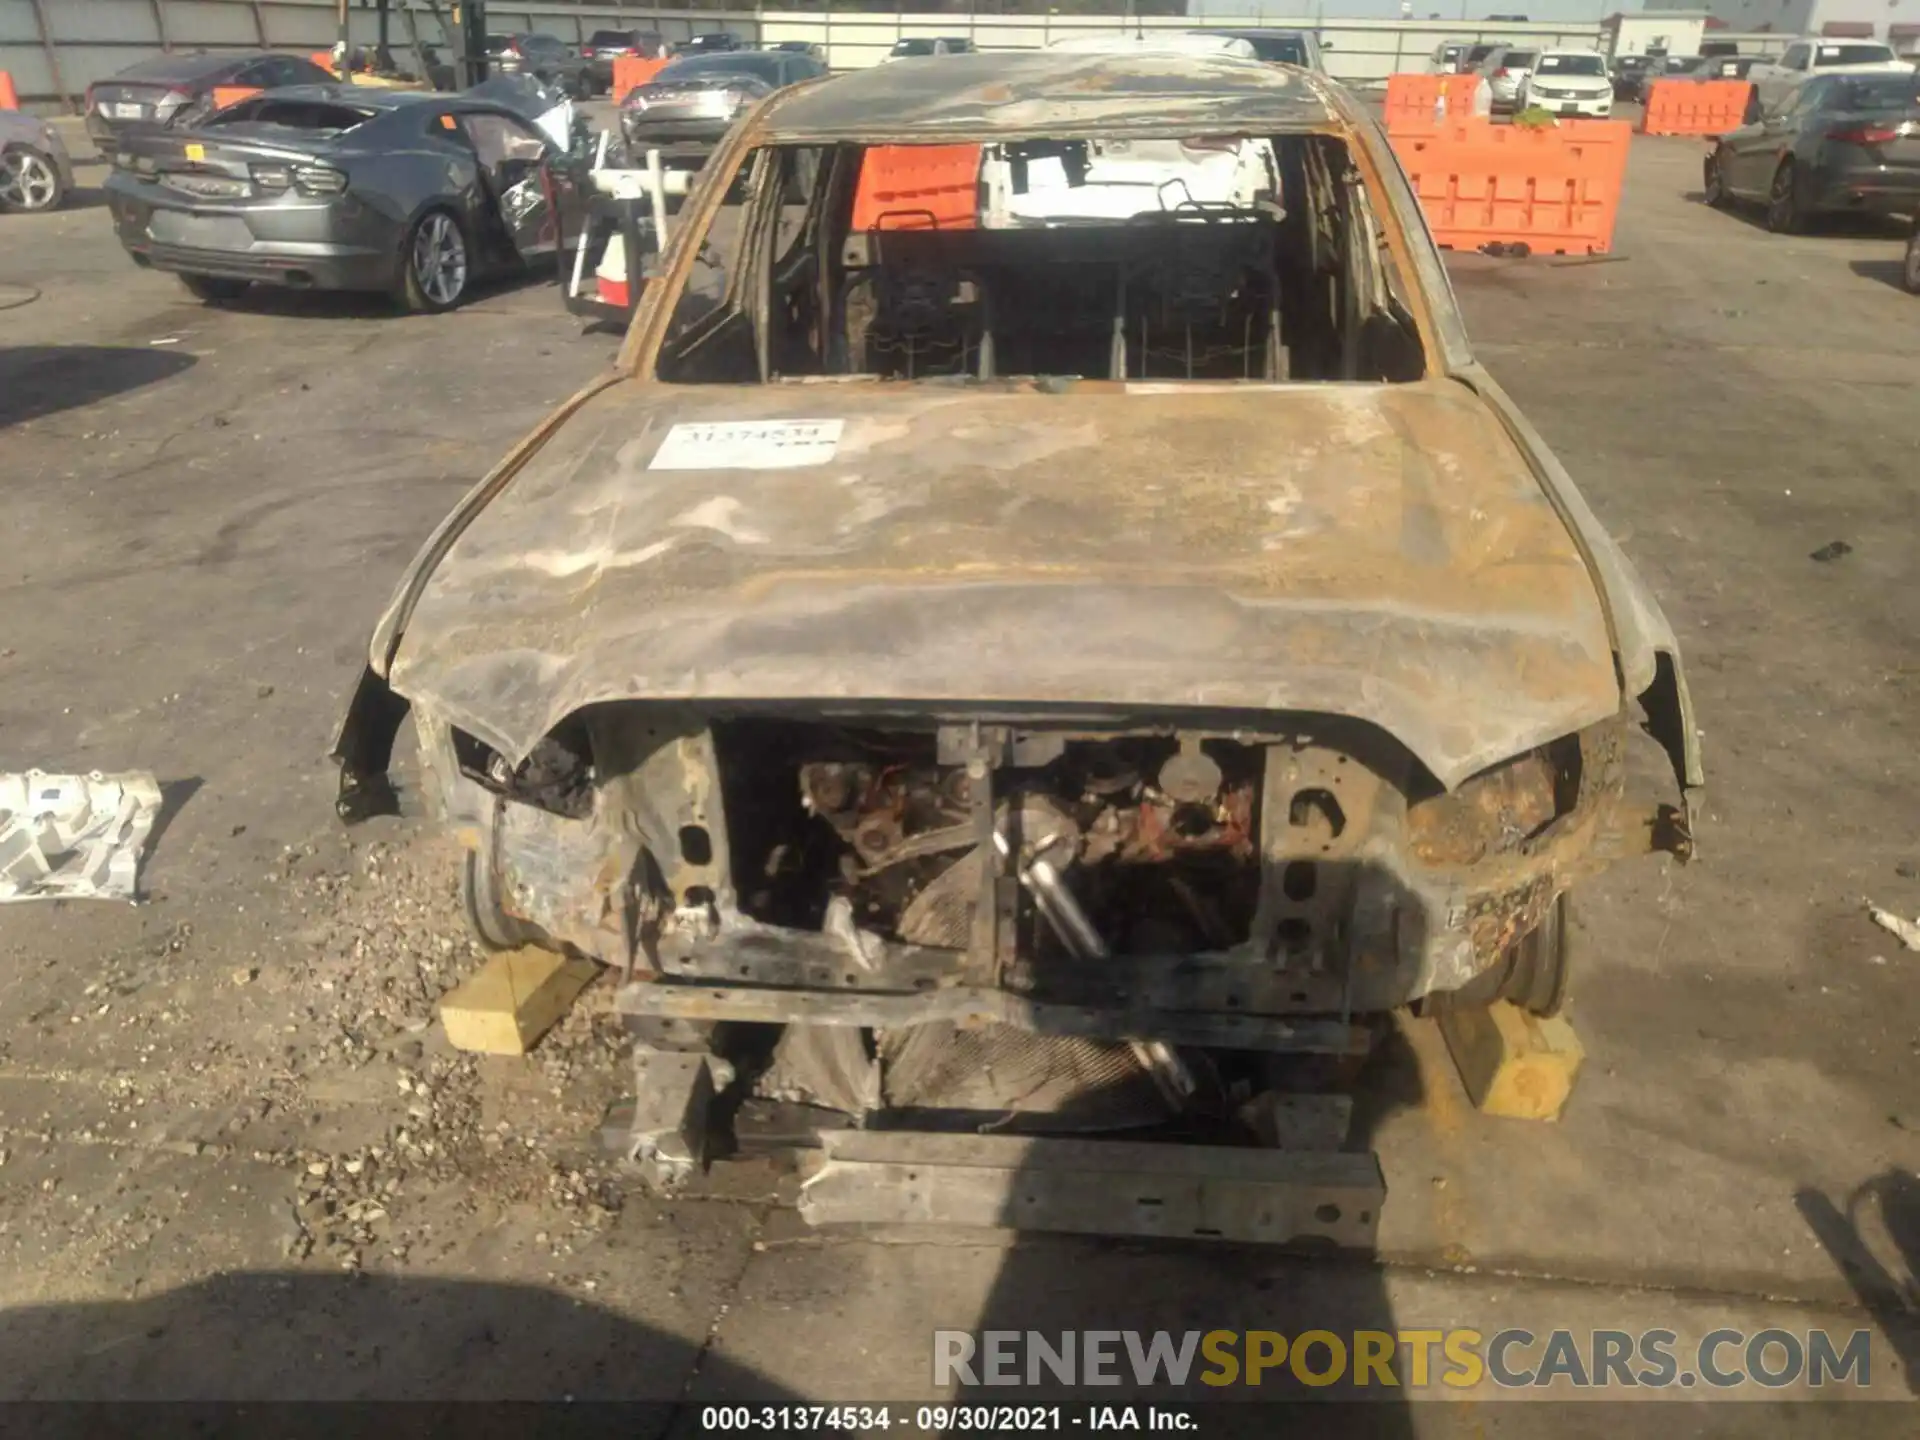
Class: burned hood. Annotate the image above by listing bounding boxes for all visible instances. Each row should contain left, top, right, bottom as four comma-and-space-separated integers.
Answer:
387, 378, 1621, 789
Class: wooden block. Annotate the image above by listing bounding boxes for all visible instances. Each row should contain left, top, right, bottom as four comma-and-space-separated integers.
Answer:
1437, 1001, 1584, 1121
439, 947, 598, 1056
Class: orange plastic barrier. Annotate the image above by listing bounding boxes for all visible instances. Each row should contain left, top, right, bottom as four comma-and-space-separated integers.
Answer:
1388, 118, 1632, 256
851, 144, 981, 232
1442, 72, 1481, 115
0, 71, 18, 110
211, 85, 261, 111
1639, 79, 1753, 136
309, 51, 336, 73
611, 55, 668, 102
1384, 73, 1446, 124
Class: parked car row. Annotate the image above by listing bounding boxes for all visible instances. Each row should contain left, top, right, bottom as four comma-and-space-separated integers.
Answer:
490, 30, 829, 95
1436, 35, 1915, 121
619, 47, 830, 166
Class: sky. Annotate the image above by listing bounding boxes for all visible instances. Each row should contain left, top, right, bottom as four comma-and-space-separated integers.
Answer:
1190, 0, 1638, 19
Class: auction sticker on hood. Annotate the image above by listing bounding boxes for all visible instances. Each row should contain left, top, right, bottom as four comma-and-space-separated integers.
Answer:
649, 419, 843, 470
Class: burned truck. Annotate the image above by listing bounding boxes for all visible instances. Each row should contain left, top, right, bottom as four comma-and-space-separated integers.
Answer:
333, 52, 1701, 1244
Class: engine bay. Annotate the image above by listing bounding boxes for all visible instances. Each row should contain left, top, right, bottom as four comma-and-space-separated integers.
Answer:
716, 720, 1271, 964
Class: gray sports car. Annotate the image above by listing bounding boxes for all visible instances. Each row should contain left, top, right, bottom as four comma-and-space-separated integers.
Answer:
104, 82, 579, 311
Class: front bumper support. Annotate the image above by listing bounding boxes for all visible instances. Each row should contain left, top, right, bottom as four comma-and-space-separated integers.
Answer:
799, 1130, 1385, 1248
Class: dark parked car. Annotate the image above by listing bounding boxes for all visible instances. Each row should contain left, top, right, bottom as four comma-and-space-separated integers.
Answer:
620, 49, 827, 164
584, 29, 666, 93
487, 33, 591, 96
1633, 54, 1708, 104
1456, 41, 1504, 74
1661, 54, 1761, 85
1608, 53, 1653, 99
1704, 72, 1920, 232
84, 51, 335, 156
678, 33, 746, 56
104, 85, 578, 311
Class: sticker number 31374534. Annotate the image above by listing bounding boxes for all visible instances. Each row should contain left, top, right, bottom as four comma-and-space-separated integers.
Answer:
649, 419, 844, 471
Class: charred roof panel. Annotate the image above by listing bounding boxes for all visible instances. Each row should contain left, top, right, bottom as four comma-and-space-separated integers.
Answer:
758, 52, 1343, 142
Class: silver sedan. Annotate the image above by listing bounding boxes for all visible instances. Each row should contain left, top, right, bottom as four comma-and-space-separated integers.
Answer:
0, 111, 74, 213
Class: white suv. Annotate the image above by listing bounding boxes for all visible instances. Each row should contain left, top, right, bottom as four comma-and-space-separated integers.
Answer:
1749, 39, 1912, 114
1520, 49, 1614, 117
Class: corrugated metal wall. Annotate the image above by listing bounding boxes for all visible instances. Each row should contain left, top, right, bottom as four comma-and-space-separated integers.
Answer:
0, 0, 1631, 110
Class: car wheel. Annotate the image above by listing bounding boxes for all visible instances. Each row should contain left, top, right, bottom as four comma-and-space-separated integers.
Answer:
398, 207, 471, 313
1905, 226, 1920, 296
1417, 893, 1572, 1019
1503, 893, 1572, 1017
1702, 150, 1729, 208
0, 145, 65, 213
1766, 160, 1807, 234
178, 274, 252, 303
461, 848, 537, 952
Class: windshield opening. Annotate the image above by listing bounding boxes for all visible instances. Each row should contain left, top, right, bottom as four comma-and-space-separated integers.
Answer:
1817, 44, 1896, 65
646, 135, 1426, 390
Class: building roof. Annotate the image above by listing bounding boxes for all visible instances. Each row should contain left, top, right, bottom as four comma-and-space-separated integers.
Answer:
759, 50, 1341, 143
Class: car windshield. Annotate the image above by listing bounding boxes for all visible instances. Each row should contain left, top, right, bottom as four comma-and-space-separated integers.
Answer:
588, 32, 634, 47
892, 40, 937, 56
646, 130, 1425, 390
1537, 54, 1604, 76
659, 53, 783, 83
206, 98, 375, 134
1816, 44, 1896, 65
1499, 51, 1538, 68
1466, 45, 1499, 63
1243, 36, 1309, 65
116, 52, 241, 83
1830, 74, 1920, 107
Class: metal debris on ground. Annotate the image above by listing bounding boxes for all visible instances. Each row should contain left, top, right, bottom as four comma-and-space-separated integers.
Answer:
1866, 901, 1920, 953
0, 770, 164, 903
